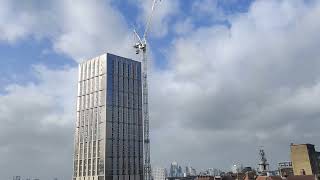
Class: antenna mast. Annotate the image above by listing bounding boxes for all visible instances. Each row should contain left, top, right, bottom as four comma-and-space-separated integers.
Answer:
133, 1, 161, 180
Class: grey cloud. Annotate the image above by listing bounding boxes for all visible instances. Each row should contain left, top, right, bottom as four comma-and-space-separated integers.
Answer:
1, 0, 320, 178
149, 0, 320, 170
0, 66, 77, 180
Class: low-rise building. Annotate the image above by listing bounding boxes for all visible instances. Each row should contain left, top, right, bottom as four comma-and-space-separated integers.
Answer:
278, 161, 294, 177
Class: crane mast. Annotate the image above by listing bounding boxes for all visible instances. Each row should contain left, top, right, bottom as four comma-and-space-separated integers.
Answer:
133, 1, 161, 180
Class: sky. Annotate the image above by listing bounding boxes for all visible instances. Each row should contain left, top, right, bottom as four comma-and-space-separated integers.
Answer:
1, 0, 320, 179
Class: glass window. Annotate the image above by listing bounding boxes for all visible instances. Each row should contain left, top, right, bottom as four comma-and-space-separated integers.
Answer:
98, 140, 104, 158
88, 159, 92, 176
113, 123, 118, 140
119, 123, 123, 140
83, 160, 86, 176
79, 160, 83, 177
113, 107, 118, 122
137, 64, 141, 80
133, 80, 138, 94
98, 124, 104, 140
74, 160, 78, 176
124, 78, 128, 93
113, 75, 118, 90
128, 63, 132, 78
108, 58, 114, 75
119, 76, 123, 92
107, 139, 113, 157
84, 142, 87, 156
107, 74, 113, 91
123, 93, 128, 108
98, 158, 104, 175
119, 62, 123, 76
95, 77, 99, 92
114, 60, 119, 75
99, 90, 106, 106
107, 106, 112, 122
113, 91, 118, 106
138, 111, 142, 126
129, 79, 133, 93
119, 107, 123, 123
107, 122, 112, 138
124, 63, 128, 77
93, 142, 97, 157
119, 92, 123, 107
123, 108, 128, 125
106, 158, 113, 175
133, 64, 136, 79
107, 90, 113, 106
92, 158, 96, 175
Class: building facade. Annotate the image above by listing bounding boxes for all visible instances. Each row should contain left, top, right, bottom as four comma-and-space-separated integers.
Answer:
290, 143, 320, 176
278, 162, 294, 177
73, 53, 143, 180
152, 168, 167, 180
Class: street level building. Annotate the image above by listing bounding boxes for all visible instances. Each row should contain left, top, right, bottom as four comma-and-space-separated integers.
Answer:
290, 143, 320, 176
73, 53, 143, 180
278, 161, 294, 177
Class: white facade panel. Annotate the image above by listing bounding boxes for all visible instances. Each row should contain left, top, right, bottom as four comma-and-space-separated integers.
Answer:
78, 64, 82, 82
99, 55, 106, 75
91, 59, 95, 78
99, 75, 106, 91
95, 59, 99, 77
77, 82, 81, 97
86, 61, 90, 80
77, 97, 81, 112
86, 80, 89, 95
99, 90, 106, 106
82, 63, 86, 81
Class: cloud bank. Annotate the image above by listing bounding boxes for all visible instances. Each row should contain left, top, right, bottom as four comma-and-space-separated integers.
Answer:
1, 0, 320, 179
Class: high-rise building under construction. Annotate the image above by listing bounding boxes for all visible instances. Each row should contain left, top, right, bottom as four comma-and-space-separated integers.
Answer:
73, 53, 143, 180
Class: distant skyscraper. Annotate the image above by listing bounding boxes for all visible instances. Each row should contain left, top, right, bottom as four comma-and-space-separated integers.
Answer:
73, 53, 143, 180
170, 162, 183, 177
152, 168, 166, 180
185, 166, 197, 176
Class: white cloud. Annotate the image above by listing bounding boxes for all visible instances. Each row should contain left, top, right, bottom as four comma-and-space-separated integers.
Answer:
174, 18, 195, 36
0, 0, 136, 61
1, 0, 320, 176
0, 65, 77, 179
149, 0, 320, 169
53, 0, 134, 61
0, 1, 140, 179
135, 0, 180, 38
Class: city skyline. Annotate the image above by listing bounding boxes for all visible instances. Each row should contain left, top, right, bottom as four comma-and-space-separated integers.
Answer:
1, 0, 320, 179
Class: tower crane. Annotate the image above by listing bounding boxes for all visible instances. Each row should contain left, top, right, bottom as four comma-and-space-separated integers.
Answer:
133, 1, 161, 180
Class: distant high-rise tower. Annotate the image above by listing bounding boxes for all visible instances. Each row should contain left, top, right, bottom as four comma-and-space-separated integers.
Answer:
169, 162, 183, 177
73, 53, 143, 180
